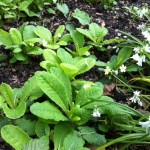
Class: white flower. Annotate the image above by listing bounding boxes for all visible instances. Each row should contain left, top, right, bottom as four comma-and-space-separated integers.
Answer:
139, 7, 148, 18
131, 53, 145, 66
42, 39, 48, 47
92, 108, 101, 118
137, 24, 146, 30
129, 91, 142, 106
139, 116, 150, 134
83, 84, 91, 89
142, 30, 150, 42
144, 44, 150, 53
133, 47, 140, 53
104, 66, 111, 75
119, 64, 127, 72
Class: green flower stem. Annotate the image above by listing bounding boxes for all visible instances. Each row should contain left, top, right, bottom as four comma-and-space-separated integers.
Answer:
97, 133, 150, 150
113, 74, 150, 106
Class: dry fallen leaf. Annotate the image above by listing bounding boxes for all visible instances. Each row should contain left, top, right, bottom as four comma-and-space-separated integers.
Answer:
104, 83, 116, 96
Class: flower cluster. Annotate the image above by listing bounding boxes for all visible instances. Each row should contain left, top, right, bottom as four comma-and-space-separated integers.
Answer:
104, 64, 127, 75
132, 5, 149, 19
138, 24, 150, 42
130, 45, 150, 66
129, 91, 142, 106
139, 116, 150, 134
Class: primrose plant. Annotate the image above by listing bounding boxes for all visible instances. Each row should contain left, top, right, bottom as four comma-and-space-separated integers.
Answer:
77, 23, 124, 51
40, 48, 96, 79
0, 67, 148, 149
34, 25, 70, 50
0, 24, 42, 63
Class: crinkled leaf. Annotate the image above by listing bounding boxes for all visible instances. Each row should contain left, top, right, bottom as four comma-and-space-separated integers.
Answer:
35, 26, 52, 42
23, 136, 49, 150
36, 70, 70, 111
54, 122, 73, 150
76, 83, 103, 106
0, 29, 12, 46
78, 126, 106, 146
35, 120, 50, 138
1, 125, 31, 150
62, 130, 85, 150
21, 76, 43, 102
30, 101, 68, 121
3, 101, 26, 119
57, 3, 69, 16
72, 9, 91, 25
10, 28, 22, 44
0, 83, 15, 108
15, 118, 36, 136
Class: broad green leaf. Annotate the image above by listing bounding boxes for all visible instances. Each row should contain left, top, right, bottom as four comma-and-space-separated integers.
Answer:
72, 8, 91, 25
57, 48, 74, 64
54, 122, 73, 150
14, 53, 27, 61
78, 46, 92, 56
1, 125, 31, 150
23, 136, 49, 150
78, 126, 106, 146
76, 83, 103, 106
35, 120, 50, 138
89, 23, 108, 43
27, 46, 43, 55
0, 29, 12, 46
54, 25, 65, 43
60, 63, 79, 78
71, 31, 85, 52
69, 106, 91, 125
75, 58, 96, 75
36, 71, 69, 111
30, 101, 68, 121
77, 28, 94, 42
0, 83, 15, 108
10, 28, 22, 44
35, 26, 52, 42
15, 118, 36, 136
3, 101, 26, 119
20, 75, 43, 102
19, 1, 33, 11
43, 49, 61, 64
23, 25, 37, 40
50, 67, 72, 106
57, 3, 69, 17
126, 64, 139, 72
116, 47, 132, 68
62, 130, 85, 150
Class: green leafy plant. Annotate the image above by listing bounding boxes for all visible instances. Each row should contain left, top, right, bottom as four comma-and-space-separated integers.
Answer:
34, 25, 70, 50
77, 23, 124, 51
40, 48, 96, 79
0, 24, 42, 63
72, 8, 91, 25
0, 0, 53, 23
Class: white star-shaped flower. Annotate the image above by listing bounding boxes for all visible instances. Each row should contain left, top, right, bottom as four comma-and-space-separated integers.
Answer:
129, 91, 142, 106
120, 64, 127, 72
133, 47, 141, 53
144, 44, 150, 53
92, 108, 101, 118
104, 66, 111, 75
139, 116, 150, 134
131, 53, 145, 66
